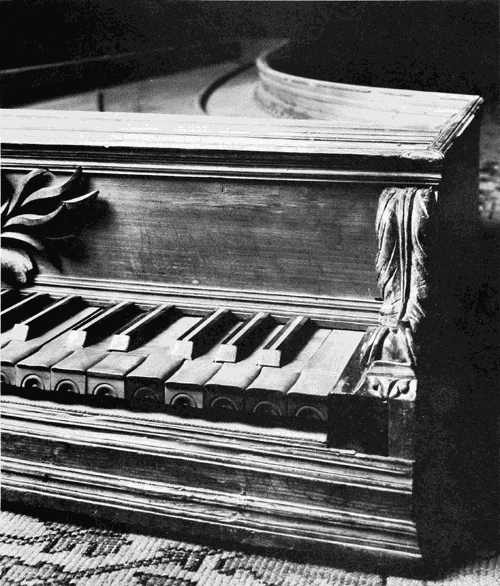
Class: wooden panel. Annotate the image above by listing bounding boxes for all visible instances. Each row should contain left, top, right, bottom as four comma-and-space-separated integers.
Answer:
3, 172, 381, 299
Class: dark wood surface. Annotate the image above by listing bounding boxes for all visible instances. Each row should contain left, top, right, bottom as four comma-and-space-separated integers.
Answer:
27, 174, 380, 300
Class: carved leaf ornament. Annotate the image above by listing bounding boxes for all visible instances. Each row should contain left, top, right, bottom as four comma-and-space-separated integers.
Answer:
361, 186, 437, 399
1, 167, 98, 286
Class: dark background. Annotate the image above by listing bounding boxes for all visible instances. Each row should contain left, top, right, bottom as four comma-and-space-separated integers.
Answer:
1, 1, 498, 99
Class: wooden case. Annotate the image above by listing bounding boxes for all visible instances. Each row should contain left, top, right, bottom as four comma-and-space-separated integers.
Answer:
0, 93, 490, 573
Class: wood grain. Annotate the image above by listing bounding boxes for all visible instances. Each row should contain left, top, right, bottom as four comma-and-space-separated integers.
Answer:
3, 173, 382, 300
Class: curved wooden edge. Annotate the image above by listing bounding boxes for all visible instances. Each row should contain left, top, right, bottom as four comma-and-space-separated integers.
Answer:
255, 43, 482, 156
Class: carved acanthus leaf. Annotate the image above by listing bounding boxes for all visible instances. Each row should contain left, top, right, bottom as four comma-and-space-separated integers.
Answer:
360, 186, 437, 399
1, 167, 98, 287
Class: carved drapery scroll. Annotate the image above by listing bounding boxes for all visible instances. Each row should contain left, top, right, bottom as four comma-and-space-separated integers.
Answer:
1, 167, 98, 287
361, 186, 438, 398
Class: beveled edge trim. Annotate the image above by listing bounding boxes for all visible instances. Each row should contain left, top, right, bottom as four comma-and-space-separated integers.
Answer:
2, 457, 417, 536
1, 395, 413, 483
2, 157, 442, 185
2, 461, 422, 569
256, 42, 483, 158
31, 275, 381, 328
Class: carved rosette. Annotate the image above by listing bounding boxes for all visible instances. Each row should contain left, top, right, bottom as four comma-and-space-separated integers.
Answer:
361, 186, 438, 399
1, 167, 98, 287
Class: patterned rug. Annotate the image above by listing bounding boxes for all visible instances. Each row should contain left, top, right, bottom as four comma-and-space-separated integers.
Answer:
0, 510, 499, 586
0, 510, 387, 586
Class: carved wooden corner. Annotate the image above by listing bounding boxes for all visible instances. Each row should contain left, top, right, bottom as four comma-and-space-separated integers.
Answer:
357, 186, 438, 458
1, 167, 98, 287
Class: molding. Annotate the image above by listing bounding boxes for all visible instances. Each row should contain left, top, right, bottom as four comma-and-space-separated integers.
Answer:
360, 186, 438, 398
2, 158, 441, 185
0, 105, 464, 182
2, 461, 421, 569
1, 167, 98, 287
255, 43, 482, 157
0, 395, 414, 479
29, 274, 381, 328
1, 395, 420, 569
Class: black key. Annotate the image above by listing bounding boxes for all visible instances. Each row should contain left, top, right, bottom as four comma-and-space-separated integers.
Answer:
215, 312, 275, 362
109, 304, 176, 351
0, 289, 22, 310
172, 308, 237, 359
203, 323, 282, 416
1, 292, 52, 331
123, 315, 202, 409
11, 295, 85, 341
65, 301, 141, 348
257, 316, 311, 367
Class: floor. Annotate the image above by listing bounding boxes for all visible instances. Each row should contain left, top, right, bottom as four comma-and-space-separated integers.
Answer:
0, 509, 498, 586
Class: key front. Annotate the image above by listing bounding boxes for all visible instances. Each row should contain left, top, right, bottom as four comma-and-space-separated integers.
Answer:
2, 304, 99, 390
245, 324, 329, 424
87, 353, 146, 401
49, 302, 149, 396
287, 329, 365, 431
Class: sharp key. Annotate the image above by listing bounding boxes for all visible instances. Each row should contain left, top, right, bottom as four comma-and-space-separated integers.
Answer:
172, 308, 237, 359
87, 353, 146, 401
0, 292, 52, 331
3, 306, 99, 390
246, 326, 329, 420
215, 312, 275, 362
11, 295, 85, 341
136, 314, 201, 353
257, 316, 311, 367
109, 304, 176, 351
65, 301, 141, 349
0, 290, 24, 346
1, 289, 23, 310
